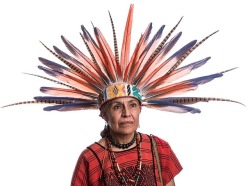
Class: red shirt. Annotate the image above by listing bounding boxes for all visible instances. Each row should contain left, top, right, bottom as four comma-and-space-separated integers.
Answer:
71, 133, 182, 186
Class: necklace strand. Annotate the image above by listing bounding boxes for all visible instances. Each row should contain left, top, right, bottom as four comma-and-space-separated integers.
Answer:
106, 132, 142, 185
107, 132, 136, 149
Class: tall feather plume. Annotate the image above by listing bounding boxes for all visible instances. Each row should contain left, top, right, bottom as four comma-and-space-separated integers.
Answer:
132, 25, 165, 84
80, 25, 110, 85
120, 4, 133, 77
108, 11, 122, 80
124, 23, 152, 83
94, 27, 118, 82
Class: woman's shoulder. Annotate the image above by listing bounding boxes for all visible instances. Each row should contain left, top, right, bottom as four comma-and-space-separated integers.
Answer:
140, 132, 170, 148
79, 142, 105, 159
140, 133, 168, 143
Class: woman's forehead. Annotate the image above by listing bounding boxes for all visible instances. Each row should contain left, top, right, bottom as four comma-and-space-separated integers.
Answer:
110, 97, 139, 104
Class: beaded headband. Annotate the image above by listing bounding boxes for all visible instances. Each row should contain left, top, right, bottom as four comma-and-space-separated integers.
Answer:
2, 4, 242, 113
99, 83, 142, 106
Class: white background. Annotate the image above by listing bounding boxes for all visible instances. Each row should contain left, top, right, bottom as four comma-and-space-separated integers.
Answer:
0, 0, 249, 185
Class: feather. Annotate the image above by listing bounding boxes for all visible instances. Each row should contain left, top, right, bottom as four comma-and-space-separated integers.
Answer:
133, 17, 183, 86
160, 57, 211, 85
40, 87, 98, 99
145, 31, 219, 92
38, 65, 100, 93
107, 11, 123, 80
23, 72, 82, 91
94, 27, 118, 83
80, 25, 110, 84
50, 46, 107, 90
145, 72, 223, 99
160, 97, 244, 106
34, 96, 88, 103
41, 41, 105, 89
145, 96, 244, 114
60, 36, 108, 87
145, 101, 201, 113
120, 4, 133, 77
1, 101, 45, 108
40, 42, 87, 77
146, 57, 210, 91
132, 25, 165, 84
39, 57, 103, 89
124, 23, 152, 83
43, 102, 98, 111
136, 32, 183, 89
141, 39, 197, 93
33, 96, 98, 111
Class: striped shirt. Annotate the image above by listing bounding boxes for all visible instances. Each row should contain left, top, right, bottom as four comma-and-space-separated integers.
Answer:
71, 133, 182, 186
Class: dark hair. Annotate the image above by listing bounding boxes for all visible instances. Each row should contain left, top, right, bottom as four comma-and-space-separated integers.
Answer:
99, 101, 111, 138
100, 124, 110, 138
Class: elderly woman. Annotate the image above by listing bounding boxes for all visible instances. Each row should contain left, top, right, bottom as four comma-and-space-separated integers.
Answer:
2, 3, 240, 186
71, 94, 182, 186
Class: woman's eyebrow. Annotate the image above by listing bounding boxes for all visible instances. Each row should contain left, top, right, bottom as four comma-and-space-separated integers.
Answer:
111, 99, 137, 105
111, 101, 123, 105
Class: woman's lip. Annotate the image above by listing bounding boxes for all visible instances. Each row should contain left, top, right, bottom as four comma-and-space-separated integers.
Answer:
120, 121, 133, 125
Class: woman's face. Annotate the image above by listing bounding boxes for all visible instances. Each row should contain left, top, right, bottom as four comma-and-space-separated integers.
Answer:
103, 97, 141, 136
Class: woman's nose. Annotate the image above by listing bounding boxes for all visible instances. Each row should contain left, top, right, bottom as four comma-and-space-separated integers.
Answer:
122, 105, 131, 117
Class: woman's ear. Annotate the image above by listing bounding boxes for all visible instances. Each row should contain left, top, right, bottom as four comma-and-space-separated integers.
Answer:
100, 110, 108, 122
102, 114, 108, 122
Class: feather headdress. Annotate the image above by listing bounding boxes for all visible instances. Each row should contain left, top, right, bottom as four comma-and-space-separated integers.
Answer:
2, 4, 242, 113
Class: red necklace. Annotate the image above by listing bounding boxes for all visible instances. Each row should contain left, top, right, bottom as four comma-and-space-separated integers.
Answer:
106, 132, 142, 185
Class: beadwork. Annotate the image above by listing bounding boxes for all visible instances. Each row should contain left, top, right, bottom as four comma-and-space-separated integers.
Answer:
106, 132, 142, 185
107, 132, 136, 149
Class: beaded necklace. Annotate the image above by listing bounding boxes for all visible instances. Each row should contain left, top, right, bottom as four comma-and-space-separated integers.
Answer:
107, 132, 136, 149
106, 132, 142, 185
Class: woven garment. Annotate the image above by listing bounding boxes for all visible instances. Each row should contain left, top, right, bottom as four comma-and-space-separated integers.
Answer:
71, 133, 182, 186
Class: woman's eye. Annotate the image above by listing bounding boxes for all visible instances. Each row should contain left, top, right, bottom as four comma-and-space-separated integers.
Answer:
113, 105, 122, 110
130, 103, 137, 108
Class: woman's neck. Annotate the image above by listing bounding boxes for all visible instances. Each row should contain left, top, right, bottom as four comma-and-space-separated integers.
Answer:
109, 131, 136, 144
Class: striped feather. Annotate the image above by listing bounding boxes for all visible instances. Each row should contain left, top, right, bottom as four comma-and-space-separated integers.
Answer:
43, 102, 98, 111
80, 25, 110, 84
52, 46, 105, 88
40, 87, 98, 99
159, 97, 244, 106
60, 36, 108, 87
145, 101, 201, 113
